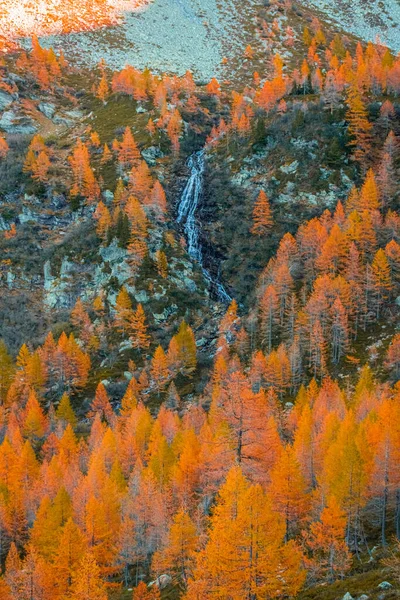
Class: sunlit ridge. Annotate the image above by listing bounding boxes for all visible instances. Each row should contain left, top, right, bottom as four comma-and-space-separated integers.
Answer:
0, 0, 152, 40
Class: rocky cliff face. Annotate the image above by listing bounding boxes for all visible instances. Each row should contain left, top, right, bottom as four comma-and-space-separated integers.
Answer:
0, 62, 217, 354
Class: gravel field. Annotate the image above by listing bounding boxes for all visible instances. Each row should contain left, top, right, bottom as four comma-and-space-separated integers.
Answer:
41, 0, 259, 79
301, 0, 400, 51
30, 0, 400, 81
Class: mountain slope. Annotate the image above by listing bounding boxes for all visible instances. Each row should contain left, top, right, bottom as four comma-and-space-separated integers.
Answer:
1, 2, 400, 600
0, 0, 150, 37
301, 0, 400, 51
40, 0, 263, 79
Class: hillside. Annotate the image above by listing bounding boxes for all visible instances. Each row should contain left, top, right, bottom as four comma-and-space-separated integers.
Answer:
39, 0, 265, 78
302, 0, 400, 52
0, 0, 150, 37
0, 2, 400, 600
35, 0, 400, 79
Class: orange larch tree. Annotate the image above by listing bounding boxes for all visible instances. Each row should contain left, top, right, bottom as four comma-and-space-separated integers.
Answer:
69, 551, 108, 600
113, 127, 141, 169
129, 304, 150, 350
346, 85, 372, 167
0, 136, 9, 159
305, 497, 351, 583
268, 445, 309, 540
88, 383, 113, 423
150, 346, 170, 393
185, 467, 305, 599
69, 140, 100, 202
152, 510, 198, 585
251, 190, 273, 236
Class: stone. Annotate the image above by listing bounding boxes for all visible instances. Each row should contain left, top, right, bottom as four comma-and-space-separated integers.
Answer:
149, 574, 172, 589
53, 116, 73, 127
377, 582, 393, 590
97, 240, 133, 286
38, 102, 56, 118
0, 90, 13, 110
100, 240, 127, 264
342, 594, 354, 600
6, 270, 15, 289
6, 72, 24, 84
119, 340, 133, 352
44, 261, 53, 290
102, 189, 114, 202
60, 258, 73, 278
43, 257, 76, 309
0, 110, 37, 135
231, 167, 256, 187
135, 290, 149, 303
280, 160, 299, 174
357, 595, 369, 600
290, 137, 318, 150
141, 146, 164, 165
50, 194, 67, 209
183, 276, 197, 292
153, 290, 166, 301
153, 304, 178, 324
153, 312, 167, 324
65, 109, 84, 119
18, 206, 38, 224
285, 181, 296, 193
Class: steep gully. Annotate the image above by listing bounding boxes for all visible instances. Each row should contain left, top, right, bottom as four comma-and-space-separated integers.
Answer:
177, 150, 232, 304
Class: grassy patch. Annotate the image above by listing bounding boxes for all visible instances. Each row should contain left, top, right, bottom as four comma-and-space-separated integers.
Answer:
299, 567, 397, 600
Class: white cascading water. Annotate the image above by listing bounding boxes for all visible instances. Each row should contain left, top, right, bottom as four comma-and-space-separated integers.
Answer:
177, 150, 232, 304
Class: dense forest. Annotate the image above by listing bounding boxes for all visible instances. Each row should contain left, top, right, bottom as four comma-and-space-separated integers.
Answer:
0, 1, 400, 599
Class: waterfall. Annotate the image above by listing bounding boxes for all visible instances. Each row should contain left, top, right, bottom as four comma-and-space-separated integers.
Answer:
177, 150, 232, 304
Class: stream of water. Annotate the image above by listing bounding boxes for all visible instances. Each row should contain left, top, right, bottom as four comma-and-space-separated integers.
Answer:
177, 150, 232, 304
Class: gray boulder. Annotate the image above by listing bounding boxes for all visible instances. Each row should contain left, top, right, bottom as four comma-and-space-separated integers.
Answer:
149, 574, 172, 589
0, 90, 13, 110
102, 189, 114, 202
18, 206, 38, 224
38, 102, 56, 118
141, 146, 164, 165
0, 110, 37, 135
134, 290, 149, 304
65, 109, 84, 119
100, 240, 127, 264
280, 160, 299, 174
378, 582, 393, 590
